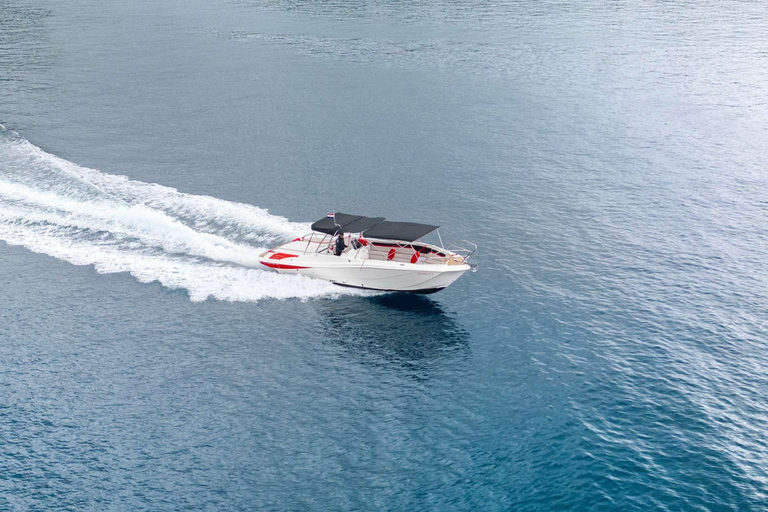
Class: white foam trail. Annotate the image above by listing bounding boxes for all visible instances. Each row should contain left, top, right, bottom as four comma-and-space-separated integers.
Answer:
0, 127, 366, 302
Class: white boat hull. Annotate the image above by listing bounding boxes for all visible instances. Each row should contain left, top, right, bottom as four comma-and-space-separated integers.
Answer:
258, 247, 470, 294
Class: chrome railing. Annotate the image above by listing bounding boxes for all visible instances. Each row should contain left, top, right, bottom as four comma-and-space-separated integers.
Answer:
445, 240, 477, 262
289, 233, 477, 267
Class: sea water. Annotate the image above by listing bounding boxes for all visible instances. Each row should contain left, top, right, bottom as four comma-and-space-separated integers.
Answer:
1, 1, 767, 510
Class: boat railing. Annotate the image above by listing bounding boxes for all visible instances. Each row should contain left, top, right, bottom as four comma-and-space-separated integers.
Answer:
366, 239, 476, 266
286, 232, 332, 255
366, 241, 408, 262
445, 240, 477, 262
290, 233, 476, 266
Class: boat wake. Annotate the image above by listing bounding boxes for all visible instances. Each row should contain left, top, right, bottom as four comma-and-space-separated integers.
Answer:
0, 127, 364, 302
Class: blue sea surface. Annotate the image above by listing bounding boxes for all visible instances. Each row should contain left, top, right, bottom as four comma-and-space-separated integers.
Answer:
1, 1, 767, 510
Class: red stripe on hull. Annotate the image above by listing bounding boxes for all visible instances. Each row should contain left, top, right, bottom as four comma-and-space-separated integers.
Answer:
260, 262, 309, 270
269, 252, 298, 260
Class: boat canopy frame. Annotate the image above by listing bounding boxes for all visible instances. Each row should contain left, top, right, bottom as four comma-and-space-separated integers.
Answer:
298, 212, 475, 264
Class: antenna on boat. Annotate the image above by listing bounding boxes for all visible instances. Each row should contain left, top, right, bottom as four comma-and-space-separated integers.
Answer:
328, 212, 342, 235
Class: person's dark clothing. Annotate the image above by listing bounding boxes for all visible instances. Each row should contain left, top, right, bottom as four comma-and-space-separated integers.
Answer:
334, 235, 346, 256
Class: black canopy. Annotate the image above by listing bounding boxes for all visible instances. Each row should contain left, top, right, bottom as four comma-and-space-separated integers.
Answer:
310, 212, 385, 235
342, 216, 385, 234
362, 221, 438, 242
311, 213, 438, 241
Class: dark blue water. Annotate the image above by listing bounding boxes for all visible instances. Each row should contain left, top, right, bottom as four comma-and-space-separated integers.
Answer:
2, 1, 767, 510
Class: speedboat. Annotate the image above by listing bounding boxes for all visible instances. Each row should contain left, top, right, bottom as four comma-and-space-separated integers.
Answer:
258, 212, 476, 294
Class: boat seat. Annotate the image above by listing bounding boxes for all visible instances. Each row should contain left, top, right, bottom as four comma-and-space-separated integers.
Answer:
369, 245, 425, 264
391, 249, 416, 264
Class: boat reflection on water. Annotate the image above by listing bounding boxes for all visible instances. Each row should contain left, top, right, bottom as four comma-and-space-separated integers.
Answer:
317, 294, 470, 372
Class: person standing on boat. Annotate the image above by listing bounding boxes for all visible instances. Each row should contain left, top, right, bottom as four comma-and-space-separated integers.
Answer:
334, 232, 346, 256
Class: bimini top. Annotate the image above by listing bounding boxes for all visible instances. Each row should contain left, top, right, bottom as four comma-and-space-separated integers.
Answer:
362, 221, 438, 242
311, 213, 385, 235
310, 212, 438, 242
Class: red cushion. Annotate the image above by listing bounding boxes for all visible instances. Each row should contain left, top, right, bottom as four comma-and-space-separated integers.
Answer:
410, 252, 419, 264
387, 248, 396, 261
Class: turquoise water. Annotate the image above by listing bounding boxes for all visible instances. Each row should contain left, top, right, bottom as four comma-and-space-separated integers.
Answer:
1, 1, 767, 510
